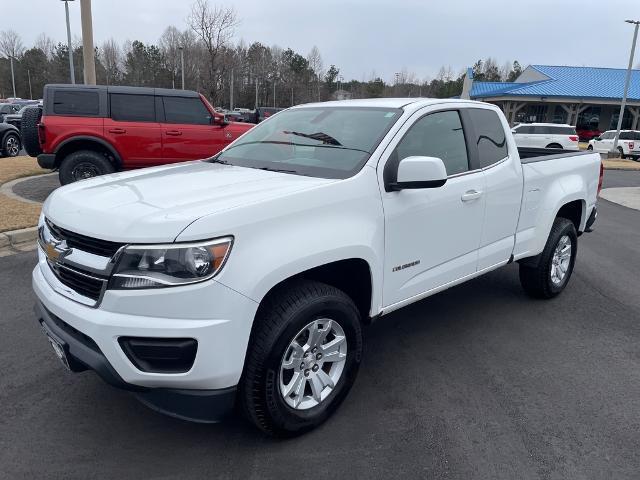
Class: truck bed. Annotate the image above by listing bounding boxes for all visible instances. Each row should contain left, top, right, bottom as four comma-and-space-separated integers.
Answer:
517, 147, 594, 163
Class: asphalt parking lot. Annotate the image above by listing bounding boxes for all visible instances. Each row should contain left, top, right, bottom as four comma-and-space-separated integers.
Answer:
1, 171, 639, 479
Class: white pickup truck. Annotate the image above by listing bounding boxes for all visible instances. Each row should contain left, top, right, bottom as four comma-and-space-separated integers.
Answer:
33, 99, 601, 436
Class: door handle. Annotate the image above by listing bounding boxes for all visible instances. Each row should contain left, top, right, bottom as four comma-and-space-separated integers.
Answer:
461, 190, 483, 202
166, 130, 182, 136
108, 128, 126, 134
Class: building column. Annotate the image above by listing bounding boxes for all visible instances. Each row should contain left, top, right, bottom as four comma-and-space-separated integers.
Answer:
504, 102, 525, 126
559, 103, 587, 126
628, 106, 640, 130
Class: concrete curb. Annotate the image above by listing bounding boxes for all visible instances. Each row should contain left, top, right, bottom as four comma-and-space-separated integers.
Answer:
0, 226, 39, 246
604, 166, 640, 171
0, 172, 56, 205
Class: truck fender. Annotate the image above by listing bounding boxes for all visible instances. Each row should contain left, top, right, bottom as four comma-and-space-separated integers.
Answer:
54, 135, 123, 168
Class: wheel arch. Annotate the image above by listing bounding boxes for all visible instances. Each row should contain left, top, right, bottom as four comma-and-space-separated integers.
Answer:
1, 125, 20, 145
54, 136, 122, 169
253, 258, 375, 325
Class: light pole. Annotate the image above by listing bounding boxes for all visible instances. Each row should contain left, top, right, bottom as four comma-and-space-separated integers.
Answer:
612, 19, 640, 157
27, 69, 32, 99
179, 46, 185, 89
61, 0, 75, 84
80, 0, 96, 85
9, 55, 16, 98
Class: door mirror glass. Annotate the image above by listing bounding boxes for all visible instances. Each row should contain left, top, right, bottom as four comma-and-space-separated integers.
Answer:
388, 156, 447, 191
213, 114, 229, 126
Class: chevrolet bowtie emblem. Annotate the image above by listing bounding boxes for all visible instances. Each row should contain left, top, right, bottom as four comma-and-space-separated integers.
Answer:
40, 226, 72, 264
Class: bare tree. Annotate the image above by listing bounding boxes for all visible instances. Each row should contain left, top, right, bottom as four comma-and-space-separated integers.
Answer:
101, 38, 122, 85
0, 30, 25, 58
188, 0, 238, 104
35, 33, 55, 59
159, 26, 182, 88
307, 46, 323, 101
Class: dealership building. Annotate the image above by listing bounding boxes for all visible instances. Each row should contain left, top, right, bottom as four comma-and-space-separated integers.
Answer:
461, 64, 640, 132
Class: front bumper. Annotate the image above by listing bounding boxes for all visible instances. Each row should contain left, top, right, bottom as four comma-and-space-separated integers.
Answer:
37, 301, 236, 422
33, 258, 259, 421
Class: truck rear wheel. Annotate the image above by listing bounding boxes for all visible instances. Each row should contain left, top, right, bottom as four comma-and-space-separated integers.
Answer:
58, 150, 115, 185
20, 107, 43, 157
519, 217, 577, 299
240, 280, 362, 437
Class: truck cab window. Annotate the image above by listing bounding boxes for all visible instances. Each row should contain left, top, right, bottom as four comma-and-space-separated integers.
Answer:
467, 108, 508, 168
392, 110, 469, 176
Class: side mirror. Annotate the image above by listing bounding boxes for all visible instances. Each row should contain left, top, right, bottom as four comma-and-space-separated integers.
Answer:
387, 156, 447, 191
212, 114, 229, 126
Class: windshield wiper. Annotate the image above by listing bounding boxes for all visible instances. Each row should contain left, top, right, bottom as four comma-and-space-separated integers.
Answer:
283, 131, 342, 146
257, 167, 298, 174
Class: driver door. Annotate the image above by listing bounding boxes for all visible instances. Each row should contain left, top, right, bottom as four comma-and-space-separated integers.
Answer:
379, 108, 485, 308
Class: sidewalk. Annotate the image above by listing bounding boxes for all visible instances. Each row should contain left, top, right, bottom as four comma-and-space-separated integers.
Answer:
599, 187, 640, 211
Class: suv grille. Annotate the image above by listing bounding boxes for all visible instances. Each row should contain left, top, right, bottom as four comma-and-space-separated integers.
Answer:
46, 219, 124, 257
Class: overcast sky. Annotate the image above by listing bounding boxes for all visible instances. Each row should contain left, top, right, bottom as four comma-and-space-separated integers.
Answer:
8, 0, 640, 81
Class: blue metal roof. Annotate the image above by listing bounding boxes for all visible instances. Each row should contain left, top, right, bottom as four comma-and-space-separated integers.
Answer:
471, 81, 520, 96
470, 65, 640, 101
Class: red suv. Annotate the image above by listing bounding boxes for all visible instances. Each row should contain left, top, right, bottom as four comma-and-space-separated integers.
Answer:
22, 84, 253, 184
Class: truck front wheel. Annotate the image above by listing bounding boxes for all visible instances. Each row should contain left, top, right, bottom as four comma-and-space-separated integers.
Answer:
240, 280, 363, 436
58, 150, 115, 185
519, 217, 577, 299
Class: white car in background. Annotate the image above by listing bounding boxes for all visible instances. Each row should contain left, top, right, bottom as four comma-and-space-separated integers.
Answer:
588, 130, 640, 160
512, 123, 580, 150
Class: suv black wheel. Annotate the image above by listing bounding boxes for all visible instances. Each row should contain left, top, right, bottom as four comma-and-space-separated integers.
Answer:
20, 107, 43, 157
519, 217, 578, 299
2, 132, 21, 157
59, 150, 115, 185
240, 280, 363, 437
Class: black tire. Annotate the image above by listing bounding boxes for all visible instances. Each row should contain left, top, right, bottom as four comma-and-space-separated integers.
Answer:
240, 280, 363, 437
58, 149, 115, 185
21, 107, 43, 157
2, 132, 21, 157
519, 217, 578, 299
618, 147, 626, 159
546, 143, 563, 149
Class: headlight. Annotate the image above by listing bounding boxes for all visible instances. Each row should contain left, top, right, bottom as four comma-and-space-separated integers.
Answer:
110, 237, 233, 289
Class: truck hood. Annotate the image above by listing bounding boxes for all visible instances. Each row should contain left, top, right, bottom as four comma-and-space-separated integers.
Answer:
44, 161, 335, 243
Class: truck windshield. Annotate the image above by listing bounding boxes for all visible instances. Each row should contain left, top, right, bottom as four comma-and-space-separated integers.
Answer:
212, 107, 402, 179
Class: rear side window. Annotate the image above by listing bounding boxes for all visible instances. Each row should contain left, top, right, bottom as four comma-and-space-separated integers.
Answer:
548, 126, 577, 135
467, 109, 508, 168
620, 132, 635, 140
110, 94, 155, 122
514, 125, 533, 134
162, 97, 211, 125
392, 110, 469, 176
53, 90, 99, 116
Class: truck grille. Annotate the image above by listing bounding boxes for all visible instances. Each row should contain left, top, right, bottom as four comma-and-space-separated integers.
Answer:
49, 262, 107, 302
46, 219, 124, 257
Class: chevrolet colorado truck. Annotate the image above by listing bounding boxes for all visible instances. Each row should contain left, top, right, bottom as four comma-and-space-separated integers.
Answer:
33, 98, 601, 436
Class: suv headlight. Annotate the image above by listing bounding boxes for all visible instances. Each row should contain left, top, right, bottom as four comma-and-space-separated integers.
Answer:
110, 237, 233, 289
